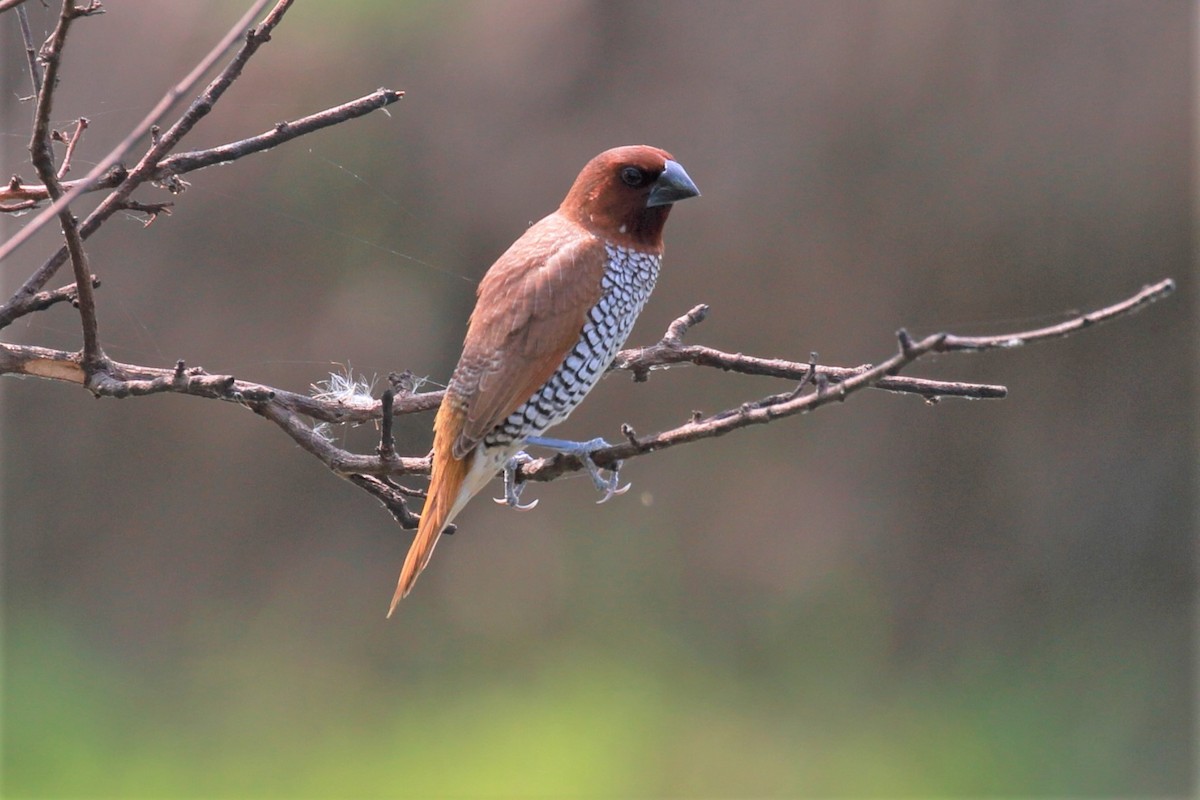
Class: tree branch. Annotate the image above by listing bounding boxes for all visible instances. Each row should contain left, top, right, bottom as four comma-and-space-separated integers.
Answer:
0, 89, 403, 212
0, 0, 280, 279
613, 304, 1007, 400
0, 280, 1173, 508
512, 279, 1176, 485
0, 344, 440, 421
27, 1, 104, 368
14, 2, 41, 98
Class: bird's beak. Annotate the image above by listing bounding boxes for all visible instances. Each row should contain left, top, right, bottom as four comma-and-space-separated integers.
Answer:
646, 160, 700, 207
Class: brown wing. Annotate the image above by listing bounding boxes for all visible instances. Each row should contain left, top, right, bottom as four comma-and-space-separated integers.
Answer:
448, 213, 607, 459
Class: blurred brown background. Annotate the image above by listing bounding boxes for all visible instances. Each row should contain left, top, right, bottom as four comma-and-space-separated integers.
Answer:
1, 1, 1193, 796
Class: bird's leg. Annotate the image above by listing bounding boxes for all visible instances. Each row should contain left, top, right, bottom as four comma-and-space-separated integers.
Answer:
493, 451, 540, 510
523, 436, 631, 504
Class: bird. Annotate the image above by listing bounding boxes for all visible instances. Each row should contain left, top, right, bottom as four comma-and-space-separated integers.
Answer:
388, 145, 699, 614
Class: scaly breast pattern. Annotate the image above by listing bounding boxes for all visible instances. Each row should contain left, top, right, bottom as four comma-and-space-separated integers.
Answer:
484, 243, 661, 450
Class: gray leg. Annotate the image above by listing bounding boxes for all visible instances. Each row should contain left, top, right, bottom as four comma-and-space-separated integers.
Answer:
524, 436, 631, 504
492, 451, 539, 510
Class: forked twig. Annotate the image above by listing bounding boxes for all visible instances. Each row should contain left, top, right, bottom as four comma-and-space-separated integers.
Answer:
0, 0, 279, 271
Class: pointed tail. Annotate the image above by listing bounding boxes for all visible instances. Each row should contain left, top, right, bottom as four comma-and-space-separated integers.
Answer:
388, 439, 470, 615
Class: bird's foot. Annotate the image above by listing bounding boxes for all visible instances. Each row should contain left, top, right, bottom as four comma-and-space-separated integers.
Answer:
524, 436, 631, 504
493, 451, 539, 510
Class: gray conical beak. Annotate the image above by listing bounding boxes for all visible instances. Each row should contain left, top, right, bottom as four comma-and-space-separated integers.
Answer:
646, 160, 700, 207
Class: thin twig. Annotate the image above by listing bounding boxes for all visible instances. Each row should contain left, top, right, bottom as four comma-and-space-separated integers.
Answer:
513, 280, 1176, 484
4, 279, 1172, 495
0, 89, 403, 210
0, 272, 1175, 540
347, 475, 422, 530
612, 305, 1007, 400
0, 343, 442, 422
0, 0, 34, 14
15, 2, 40, 98
378, 389, 398, 461
937, 279, 1175, 350
0, 302, 1002, 427
157, 89, 403, 178
55, 117, 88, 179
21, 276, 100, 314
27, 1, 103, 367
0, 0, 277, 270
116, 199, 173, 226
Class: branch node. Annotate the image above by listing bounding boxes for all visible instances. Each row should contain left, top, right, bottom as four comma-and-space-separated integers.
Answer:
70, 1, 105, 19
247, 25, 272, 46
388, 369, 422, 397
119, 199, 174, 226
662, 303, 709, 346
621, 422, 639, 445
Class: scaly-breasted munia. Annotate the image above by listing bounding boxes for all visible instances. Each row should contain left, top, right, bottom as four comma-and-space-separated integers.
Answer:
389, 145, 699, 612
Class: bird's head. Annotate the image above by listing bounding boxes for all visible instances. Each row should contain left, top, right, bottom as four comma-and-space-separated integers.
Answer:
560, 145, 700, 251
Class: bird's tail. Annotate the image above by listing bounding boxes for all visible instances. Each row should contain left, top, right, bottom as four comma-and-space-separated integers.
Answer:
388, 404, 501, 615
388, 444, 468, 615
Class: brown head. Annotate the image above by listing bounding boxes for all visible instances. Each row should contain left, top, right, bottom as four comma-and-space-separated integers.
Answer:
559, 145, 700, 251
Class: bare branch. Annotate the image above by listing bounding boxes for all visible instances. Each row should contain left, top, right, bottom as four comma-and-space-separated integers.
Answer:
15, 2, 40, 98
937, 278, 1176, 351
346, 475, 423, 530
0, 343, 441, 422
28, 1, 103, 367
0, 176, 42, 212
513, 280, 1177, 485
0, 262, 1174, 549
0, 89, 403, 209
157, 89, 404, 178
613, 305, 1008, 400
0, 0, 278, 270
0, 7, 404, 339
377, 389, 398, 461
115, 199, 173, 226
4, 278, 1171, 503
22, 276, 100, 314
54, 117, 88, 179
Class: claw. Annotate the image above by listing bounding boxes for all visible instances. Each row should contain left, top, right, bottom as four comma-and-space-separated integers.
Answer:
524, 435, 632, 504
596, 474, 632, 504
494, 451, 540, 510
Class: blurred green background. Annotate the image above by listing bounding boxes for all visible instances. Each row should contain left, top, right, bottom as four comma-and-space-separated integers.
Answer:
1, 1, 1193, 797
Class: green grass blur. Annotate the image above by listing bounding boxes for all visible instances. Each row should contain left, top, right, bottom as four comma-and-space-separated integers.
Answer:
5, 591, 1176, 797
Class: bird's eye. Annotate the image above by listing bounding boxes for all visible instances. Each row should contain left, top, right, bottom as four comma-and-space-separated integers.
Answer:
620, 166, 645, 187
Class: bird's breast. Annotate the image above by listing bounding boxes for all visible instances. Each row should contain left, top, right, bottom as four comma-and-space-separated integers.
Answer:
483, 245, 662, 450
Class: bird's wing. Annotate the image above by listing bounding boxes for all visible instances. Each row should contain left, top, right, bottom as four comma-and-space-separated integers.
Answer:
450, 214, 607, 458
